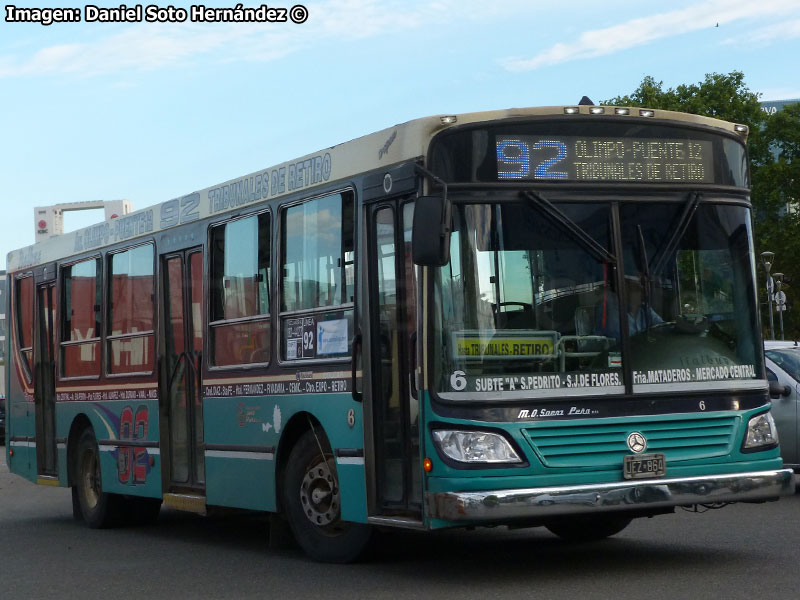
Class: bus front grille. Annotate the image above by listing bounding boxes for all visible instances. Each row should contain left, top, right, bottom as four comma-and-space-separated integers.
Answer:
523, 416, 738, 469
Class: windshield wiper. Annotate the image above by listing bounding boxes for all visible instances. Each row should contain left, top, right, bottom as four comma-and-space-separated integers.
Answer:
636, 192, 701, 337
521, 191, 616, 265
650, 192, 702, 277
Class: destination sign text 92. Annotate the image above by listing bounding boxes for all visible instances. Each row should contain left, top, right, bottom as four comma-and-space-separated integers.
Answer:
496, 136, 714, 183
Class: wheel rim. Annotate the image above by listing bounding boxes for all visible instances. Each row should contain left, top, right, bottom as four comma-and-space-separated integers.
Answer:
299, 456, 341, 529
80, 447, 101, 509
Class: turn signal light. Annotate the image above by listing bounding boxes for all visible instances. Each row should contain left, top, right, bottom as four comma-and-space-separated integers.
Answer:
423, 457, 433, 473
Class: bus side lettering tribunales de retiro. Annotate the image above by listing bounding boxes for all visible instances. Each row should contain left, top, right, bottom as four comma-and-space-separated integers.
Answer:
5, 105, 794, 562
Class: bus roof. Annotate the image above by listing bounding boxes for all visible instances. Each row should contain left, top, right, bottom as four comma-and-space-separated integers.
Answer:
6, 105, 748, 272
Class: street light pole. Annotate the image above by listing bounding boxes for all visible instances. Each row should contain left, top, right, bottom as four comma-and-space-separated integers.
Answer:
761, 251, 775, 340
774, 272, 785, 341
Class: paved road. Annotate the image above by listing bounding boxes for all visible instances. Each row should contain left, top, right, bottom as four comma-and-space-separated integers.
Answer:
2, 450, 799, 600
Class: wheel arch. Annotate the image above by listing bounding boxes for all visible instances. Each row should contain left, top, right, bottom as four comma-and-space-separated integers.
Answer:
274, 411, 325, 514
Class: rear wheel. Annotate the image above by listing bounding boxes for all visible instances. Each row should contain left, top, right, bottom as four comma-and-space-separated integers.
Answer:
282, 429, 372, 563
545, 514, 632, 541
73, 429, 121, 528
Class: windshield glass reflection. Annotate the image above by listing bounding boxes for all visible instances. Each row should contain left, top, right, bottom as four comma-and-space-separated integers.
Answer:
433, 200, 762, 400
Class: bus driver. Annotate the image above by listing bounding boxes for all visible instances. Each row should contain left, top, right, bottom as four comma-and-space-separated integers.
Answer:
594, 279, 663, 340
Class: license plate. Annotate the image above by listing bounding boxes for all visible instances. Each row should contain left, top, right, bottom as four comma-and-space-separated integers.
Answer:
623, 453, 666, 479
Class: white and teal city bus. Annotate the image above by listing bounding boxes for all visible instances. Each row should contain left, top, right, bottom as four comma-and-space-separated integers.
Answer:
5, 104, 794, 562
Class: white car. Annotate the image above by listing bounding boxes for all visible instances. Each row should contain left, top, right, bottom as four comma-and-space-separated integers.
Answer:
765, 341, 800, 470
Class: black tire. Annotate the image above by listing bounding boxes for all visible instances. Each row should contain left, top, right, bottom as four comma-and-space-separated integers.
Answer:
282, 429, 372, 563
545, 514, 632, 541
73, 429, 122, 528
71, 486, 84, 522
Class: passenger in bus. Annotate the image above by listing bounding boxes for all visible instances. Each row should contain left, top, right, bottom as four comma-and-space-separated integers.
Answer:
594, 280, 663, 340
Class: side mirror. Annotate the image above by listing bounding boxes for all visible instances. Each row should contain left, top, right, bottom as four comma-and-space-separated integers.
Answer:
412, 195, 451, 267
769, 380, 791, 399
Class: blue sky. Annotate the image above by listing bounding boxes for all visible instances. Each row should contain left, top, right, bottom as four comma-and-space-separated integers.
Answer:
2, 0, 799, 268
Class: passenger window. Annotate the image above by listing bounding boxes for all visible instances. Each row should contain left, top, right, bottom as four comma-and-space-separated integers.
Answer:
61, 257, 102, 378
107, 244, 155, 375
210, 212, 271, 366
280, 192, 354, 361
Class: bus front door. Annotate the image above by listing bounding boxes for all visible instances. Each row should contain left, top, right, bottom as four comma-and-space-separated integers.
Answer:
34, 279, 57, 478
161, 249, 205, 493
368, 201, 422, 518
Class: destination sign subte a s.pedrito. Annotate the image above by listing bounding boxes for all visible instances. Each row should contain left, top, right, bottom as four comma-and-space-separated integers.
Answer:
496, 136, 714, 183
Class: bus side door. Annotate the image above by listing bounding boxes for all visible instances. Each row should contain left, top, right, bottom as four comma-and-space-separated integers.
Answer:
366, 199, 422, 518
33, 263, 58, 478
160, 248, 205, 492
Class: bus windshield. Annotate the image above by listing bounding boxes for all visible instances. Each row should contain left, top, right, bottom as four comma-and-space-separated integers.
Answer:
433, 199, 762, 399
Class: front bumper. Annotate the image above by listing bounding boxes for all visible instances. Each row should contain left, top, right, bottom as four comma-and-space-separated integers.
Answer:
426, 469, 795, 522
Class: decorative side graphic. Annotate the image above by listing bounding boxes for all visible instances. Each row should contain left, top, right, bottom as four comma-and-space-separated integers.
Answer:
114, 404, 151, 485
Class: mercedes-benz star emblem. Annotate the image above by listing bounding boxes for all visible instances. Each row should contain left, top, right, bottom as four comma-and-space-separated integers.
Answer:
627, 432, 647, 453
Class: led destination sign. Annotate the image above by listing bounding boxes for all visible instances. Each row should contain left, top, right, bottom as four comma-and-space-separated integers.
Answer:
496, 136, 714, 183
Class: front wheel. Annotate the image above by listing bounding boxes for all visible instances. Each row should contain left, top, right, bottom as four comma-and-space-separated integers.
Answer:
73, 429, 121, 528
282, 429, 372, 563
545, 514, 632, 541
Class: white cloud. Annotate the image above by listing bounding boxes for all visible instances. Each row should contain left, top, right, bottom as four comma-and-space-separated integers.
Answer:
723, 17, 800, 46
0, 0, 533, 78
0, 22, 283, 77
502, 0, 800, 71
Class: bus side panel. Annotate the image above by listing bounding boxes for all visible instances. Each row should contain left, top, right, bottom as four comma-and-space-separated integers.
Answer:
205, 453, 275, 511
334, 461, 368, 523
58, 400, 163, 498
203, 395, 276, 511
6, 351, 37, 483
6, 397, 36, 482
203, 392, 367, 522
203, 402, 270, 509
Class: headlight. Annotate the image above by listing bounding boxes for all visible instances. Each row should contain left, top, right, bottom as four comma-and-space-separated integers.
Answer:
432, 430, 522, 464
743, 412, 779, 450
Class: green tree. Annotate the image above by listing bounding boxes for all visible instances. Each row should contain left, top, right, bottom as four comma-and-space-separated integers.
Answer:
604, 72, 799, 339
606, 72, 760, 121
752, 102, 800, 339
